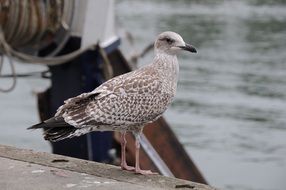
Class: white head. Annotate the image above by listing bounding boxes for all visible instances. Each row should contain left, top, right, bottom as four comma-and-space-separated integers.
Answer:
154, 31, 197, 55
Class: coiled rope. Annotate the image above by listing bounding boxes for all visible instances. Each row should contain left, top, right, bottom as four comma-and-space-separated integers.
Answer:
0, 0, 74, 56
0, 0, 101, 92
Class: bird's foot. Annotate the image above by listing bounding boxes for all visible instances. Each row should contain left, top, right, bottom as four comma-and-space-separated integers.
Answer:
121, 163, 135, 171
135, 169, 157, 175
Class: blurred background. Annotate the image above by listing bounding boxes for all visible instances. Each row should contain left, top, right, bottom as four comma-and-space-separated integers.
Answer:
0, 0, 286, 190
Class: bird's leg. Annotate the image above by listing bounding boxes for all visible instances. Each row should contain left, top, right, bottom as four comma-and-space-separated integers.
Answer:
120, 131, 135, 171
134, 133, 155, 175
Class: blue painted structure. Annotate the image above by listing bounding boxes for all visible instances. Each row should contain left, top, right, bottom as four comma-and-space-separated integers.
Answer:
39, 37, 120, 163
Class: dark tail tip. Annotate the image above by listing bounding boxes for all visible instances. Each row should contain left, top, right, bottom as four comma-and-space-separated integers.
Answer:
27, 122, 46, 130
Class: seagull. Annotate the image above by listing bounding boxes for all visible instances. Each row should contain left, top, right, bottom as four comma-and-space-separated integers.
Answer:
28, 31, 197, 174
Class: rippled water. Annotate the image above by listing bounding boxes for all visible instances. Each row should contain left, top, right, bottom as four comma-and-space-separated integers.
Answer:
0, 1, 285, 190
116, 0, 286, 190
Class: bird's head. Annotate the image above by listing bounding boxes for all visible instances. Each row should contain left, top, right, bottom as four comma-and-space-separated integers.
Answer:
154, 31, 197, 55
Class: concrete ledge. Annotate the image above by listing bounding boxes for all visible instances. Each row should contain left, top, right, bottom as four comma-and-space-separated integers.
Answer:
0, 144, 217, 190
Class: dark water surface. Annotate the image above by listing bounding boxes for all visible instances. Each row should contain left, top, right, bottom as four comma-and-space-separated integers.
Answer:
116, 0, 286, 190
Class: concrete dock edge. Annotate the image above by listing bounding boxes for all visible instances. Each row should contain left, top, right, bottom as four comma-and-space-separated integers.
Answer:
0, 144, 217, 190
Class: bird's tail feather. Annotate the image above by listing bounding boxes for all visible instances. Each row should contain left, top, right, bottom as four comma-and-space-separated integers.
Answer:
43, 127, 78, 142
28, 117, 77, 142
28, 117, 68, 129
27, 122, 46, 129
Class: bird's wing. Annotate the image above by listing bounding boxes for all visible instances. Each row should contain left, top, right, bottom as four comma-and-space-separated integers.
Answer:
59, 66, 165, 129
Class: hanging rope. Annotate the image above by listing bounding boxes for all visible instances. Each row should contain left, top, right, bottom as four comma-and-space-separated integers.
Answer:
97, 43, 114, 80
0, 56, 16, 93
0, 0, 116, 93
0, 0, 71, 92
0, 36, 16, 93
0, 0, 73, 55
0, 30, 97, 66
0, 0, 100, 65
0, 0, 85, 63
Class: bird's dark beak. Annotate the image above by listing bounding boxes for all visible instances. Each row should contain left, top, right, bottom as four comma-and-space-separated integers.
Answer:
178, 43, 197, 53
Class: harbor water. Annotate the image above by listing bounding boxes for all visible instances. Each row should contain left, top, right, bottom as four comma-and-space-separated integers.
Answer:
0, 0, 286, 190
116, 0, 286, 190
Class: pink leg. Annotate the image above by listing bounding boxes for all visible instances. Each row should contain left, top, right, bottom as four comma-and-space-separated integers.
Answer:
134, 133, 156, 175
120, 131, 134, 171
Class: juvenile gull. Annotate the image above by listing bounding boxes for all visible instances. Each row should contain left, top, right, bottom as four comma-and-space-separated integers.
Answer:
28, 31, 197, 174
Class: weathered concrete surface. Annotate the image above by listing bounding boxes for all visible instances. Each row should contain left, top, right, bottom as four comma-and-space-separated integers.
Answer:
0, 157, 148, 190
0, 144, 217, 190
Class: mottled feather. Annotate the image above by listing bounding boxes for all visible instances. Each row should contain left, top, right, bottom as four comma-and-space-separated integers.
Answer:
28, 31, 194, 141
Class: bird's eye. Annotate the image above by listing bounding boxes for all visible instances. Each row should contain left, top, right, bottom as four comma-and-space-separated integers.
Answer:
159, 37, 174, 44
165, 38, 174, 44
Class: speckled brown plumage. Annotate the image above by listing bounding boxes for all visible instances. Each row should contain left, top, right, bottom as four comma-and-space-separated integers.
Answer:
29, 31, 197, 174
56, 60, 176, 133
